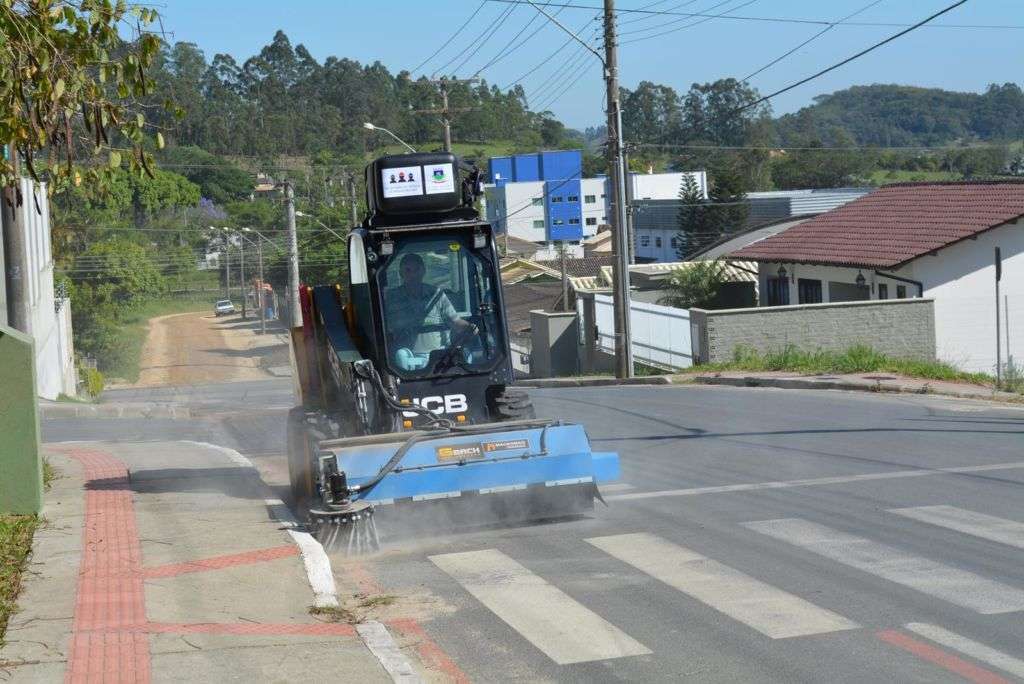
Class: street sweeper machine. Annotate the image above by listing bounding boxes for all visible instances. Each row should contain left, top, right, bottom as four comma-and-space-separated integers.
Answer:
287, 152, 620, 552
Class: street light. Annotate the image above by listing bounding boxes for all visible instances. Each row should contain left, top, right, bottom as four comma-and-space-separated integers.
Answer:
363, 121, 417, 153
294, 211, 347, 242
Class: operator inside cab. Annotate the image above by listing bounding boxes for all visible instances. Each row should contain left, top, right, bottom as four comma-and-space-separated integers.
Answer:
385, 252, 478, 371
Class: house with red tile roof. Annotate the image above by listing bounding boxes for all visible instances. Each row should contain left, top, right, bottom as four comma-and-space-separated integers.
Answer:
731, 181, 1024, 373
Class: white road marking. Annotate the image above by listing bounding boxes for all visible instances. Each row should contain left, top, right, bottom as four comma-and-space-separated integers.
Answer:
891, 505, 1024, 550
356, 621, 423, 683
587, 533, 858, 639
608, 461, 1024, 502
173, 440, 342, 609
743, 519, 1024, 614
430, 549, 650, 665
905, 623, 1024, 679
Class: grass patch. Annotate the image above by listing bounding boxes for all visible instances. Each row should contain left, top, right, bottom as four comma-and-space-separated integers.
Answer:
357, 594, 396, 609
309, 604, 359, 624
0, 515, 39, 647
107, 295, 218, 383
43, 459, 58, 491
691, 344, 993, 385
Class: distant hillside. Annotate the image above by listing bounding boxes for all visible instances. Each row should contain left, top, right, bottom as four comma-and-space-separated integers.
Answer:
774, 84, 1024, 147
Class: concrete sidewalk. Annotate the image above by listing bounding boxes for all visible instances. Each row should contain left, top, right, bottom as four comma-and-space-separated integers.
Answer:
0, 441, 429, 682
691, 370, 1023, 403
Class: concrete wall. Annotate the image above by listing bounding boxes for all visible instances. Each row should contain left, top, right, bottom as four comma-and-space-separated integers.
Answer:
529, 310, 579, 377
691, 298, 936, 364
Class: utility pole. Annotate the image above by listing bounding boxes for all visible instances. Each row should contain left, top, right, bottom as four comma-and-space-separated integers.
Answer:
348, 173, 359, 227
285, 181, 302, 328
416, 78, 478, 152
2, 148, 28, 332
257, 240, 266, 335
604, 0, 634, 378
239, 239, 247, 320
560, 241, 569, 311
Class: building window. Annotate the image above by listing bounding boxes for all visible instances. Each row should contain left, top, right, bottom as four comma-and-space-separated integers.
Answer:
550, 196, 563, 203
655, 236, 662, 248
531, 197, 543, 206
585, 217, 597, 226
640, 235, 650, 247
878, 283, 888, 300
584, 195, 596, 203
553, 219, 564, 226
601, 216, 607, 222
600, 194, 606, 199
567, 195, 579, 202
533, 220, 545, 229
569, 218, 580, 225
670, 237, 678, 248
896, 285, 907, 299
767, 278, 789, 306
798, 278, 822, 304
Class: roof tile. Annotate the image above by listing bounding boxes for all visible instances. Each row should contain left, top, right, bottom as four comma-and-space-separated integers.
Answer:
730, 181, 1024, 267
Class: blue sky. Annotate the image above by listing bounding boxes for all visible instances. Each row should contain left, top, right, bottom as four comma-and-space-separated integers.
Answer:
158, 0, 1024, 130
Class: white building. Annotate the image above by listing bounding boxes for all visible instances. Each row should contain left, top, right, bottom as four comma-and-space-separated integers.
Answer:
732, 181, 1024, 374
0, 179, 77, 399
486, 171, 703, 259
634, 187, 870, 263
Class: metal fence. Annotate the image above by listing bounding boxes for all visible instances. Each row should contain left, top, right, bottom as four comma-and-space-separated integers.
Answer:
593, 294, 693, 369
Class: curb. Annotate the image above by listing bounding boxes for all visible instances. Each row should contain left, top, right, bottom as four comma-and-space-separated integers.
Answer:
693, 375, 1023, 404
39, 402, 193, 419
517, 375, 674, 388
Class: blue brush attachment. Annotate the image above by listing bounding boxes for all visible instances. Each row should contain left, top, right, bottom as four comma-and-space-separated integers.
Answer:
329, 423, 618, 504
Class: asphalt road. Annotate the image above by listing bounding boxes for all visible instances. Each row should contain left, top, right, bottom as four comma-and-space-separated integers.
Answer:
44, 382, 1024, 682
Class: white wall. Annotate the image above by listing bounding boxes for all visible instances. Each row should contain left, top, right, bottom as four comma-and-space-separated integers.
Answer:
631, 171, 707, 201
911, 219, 1024, 374
593, 293, 693, 369
16, 179, 76, 399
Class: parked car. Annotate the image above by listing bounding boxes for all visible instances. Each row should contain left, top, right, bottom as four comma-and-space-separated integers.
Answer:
214, 299, 236, 316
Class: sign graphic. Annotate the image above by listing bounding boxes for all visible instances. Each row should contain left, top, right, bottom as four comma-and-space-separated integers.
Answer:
381, 165, 423, 198
423, 163, 456, 195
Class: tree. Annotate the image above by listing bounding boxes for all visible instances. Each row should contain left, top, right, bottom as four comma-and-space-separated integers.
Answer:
0, 1, 168, 192
675, 173, 709, 259
658, 260, 728, 309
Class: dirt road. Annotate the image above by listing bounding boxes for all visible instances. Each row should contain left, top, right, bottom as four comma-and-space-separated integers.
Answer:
134, 311, 288, 387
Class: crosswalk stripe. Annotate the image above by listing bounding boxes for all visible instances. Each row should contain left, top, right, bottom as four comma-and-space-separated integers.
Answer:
742, 519, 1024, 615
586, 533, 859, 639
891, 506, 1024, 550
905, 623, 1024, 679
429, 549, 651, 665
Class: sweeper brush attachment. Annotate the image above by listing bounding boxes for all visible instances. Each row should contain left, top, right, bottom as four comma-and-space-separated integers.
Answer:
305, 420, 619, 553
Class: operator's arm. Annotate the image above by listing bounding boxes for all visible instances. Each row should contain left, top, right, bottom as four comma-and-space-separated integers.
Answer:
439, 293, 477, 335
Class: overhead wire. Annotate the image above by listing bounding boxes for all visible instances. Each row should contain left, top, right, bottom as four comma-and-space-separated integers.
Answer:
740, 0, 885, 82
410, 1, 488, 74
471, 1, 566, 77
449, 3, 520, 77
432, 3, 516, 77
621, 0, 761, 44
735, 0, 971, 114
501, 14, 599, 90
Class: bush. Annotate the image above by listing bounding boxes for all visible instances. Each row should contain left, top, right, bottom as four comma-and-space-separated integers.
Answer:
82, 367, 105, 397
658, 260, 728, 309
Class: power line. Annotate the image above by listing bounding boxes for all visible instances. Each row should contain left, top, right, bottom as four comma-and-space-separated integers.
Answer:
736, 0, 971, 114
410, 1, 488, 74
472, 1, 565, 77
444, 3, 519, 77
526, 34, 600, 109
619, 0, 747, 37
741, 0, 885, 82
501, 15, 599, 90
532, 52, 601, 112
621, 0, 760, 45
431, 4, 514, 77
485, 0, 1018, 29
